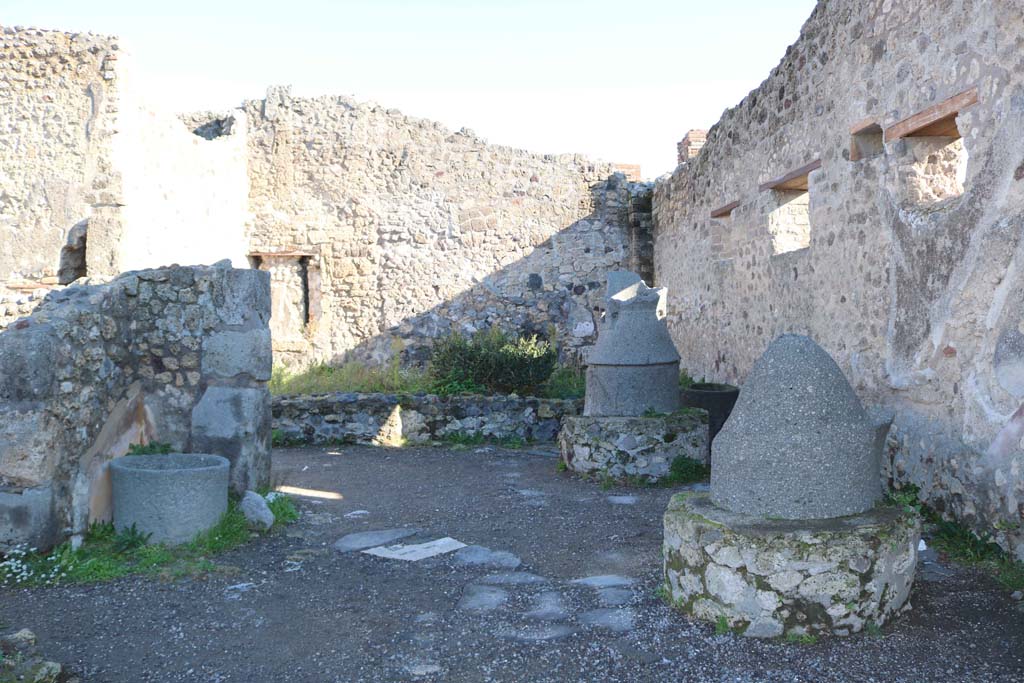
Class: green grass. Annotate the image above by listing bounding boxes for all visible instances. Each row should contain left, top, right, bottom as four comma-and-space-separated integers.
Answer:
270, 360, 433, 396
785, 633, 818, 645
890, 484, 1024, 592
0, 494, 299, 588
714, 616, 730, 635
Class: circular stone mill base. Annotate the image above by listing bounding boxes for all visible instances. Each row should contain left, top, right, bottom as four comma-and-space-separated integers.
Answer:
558, 412, 707, 482
663, 493, 921, 638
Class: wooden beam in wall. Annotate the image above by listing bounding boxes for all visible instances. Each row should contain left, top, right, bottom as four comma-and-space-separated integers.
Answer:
710, 200, 740, 218
759, 159, 821, 192
849, 116, 882, 136
884, 88, 978, 141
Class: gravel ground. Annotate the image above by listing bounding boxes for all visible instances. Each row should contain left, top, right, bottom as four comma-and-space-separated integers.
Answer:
2, 444, 1023, 682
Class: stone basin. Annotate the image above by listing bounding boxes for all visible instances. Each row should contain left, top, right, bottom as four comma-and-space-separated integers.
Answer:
110, 453, 229, 545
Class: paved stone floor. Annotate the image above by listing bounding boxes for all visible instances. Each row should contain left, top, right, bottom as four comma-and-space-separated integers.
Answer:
3, 445, 1024, 682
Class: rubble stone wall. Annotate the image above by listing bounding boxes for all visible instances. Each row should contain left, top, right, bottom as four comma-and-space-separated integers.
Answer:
0, 26, 122, 293
0, 263, 272, 551
244, 87, 648, 367
272, 392, 581, 447
654, 0, 1024, 558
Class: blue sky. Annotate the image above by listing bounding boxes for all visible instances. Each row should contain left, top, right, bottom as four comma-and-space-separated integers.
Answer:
5, 0, 818, 176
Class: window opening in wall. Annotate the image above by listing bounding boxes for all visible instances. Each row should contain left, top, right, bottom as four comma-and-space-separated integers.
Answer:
885, 88, 976, 206
849, 118, 884, 161
760, 160, 818, 256
249, 251, 319, 346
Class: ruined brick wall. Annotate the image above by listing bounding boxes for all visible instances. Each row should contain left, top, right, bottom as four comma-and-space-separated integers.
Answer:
244, 87, 648, 366
0, 26, 122, 295
0, 263, 272, 551
654, 0, 1024, 558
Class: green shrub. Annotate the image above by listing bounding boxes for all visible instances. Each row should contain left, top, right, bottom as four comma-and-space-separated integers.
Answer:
429, 328, 557, 396
540, 365, 586, 399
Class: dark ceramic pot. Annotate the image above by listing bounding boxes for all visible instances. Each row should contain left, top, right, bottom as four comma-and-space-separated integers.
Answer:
680, 382, 740, 463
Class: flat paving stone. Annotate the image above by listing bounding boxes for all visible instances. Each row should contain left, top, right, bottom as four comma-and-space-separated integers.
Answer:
570, 574, 636, 588
451, 545, 522, 569
478, 572, 549, 586
607, 495, 638, 505
333, 528, 419, 552
597, 587, 633, 606
495, 624, 577, 642
523, 591, 570, 622
458, 585, 509, 612
580, 608, 636, 633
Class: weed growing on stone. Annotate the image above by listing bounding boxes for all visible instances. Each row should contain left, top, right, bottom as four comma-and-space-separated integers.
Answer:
662, 456, 710, 486
714, 616, 730, 635
439, 432, 529, 450
264, 492, 300, 525
865, 621, 882, 637
0, 494, 299, 588
555, 460, 568, 473
127, 442, 173, 455
785, 633, 818, 645
889, 484, 1024, 591
271, 428, 308, 448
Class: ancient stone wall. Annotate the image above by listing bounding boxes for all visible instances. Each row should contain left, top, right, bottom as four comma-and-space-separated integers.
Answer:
273, 392, 581, 447
0, 26, 252, 324
0, 26, 122, 294
244, 87, 647, 367
654, 0, 1024, 558
0, 263, 272, 551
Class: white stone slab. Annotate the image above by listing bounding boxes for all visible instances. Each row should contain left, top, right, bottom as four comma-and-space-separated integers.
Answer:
362, 537, 467, 561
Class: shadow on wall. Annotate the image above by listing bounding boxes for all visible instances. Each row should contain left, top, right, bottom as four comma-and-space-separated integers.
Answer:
265, 177, 655, 368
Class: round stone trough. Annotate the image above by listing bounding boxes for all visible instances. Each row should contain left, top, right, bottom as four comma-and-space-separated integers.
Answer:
110, 453, 229, 545
663, 492, 920, 638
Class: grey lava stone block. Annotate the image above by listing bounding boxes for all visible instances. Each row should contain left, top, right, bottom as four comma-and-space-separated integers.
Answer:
110, 453, 229, 545
711, 334, 891, 520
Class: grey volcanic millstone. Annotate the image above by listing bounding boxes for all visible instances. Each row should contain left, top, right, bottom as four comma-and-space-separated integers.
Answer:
711, 334, 891, 519
584, 271, 681, 417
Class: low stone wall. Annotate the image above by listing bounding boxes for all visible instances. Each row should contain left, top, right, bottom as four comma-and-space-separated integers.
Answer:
559, 412, 707, 482
663, 493, 920, 638
272, 393, 582, 446
0, 262, 272, 551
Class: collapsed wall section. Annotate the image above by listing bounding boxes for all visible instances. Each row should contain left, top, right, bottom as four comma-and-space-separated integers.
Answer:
654, 0, 1024, 557
245, 87, 648, 366
0, 263, 272, 551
